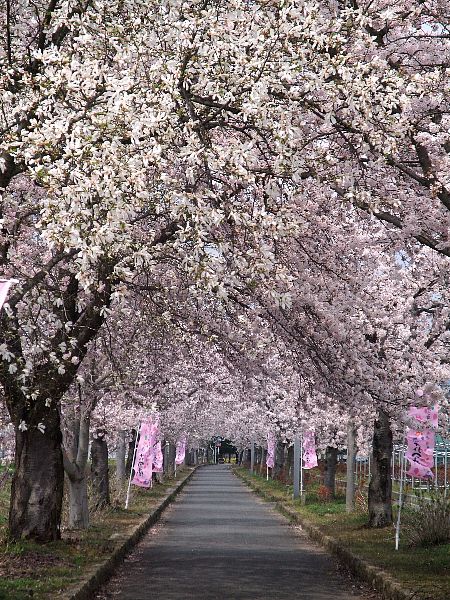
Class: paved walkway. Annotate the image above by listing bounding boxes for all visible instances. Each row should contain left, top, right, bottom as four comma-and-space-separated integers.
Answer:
97, 465, 376, 599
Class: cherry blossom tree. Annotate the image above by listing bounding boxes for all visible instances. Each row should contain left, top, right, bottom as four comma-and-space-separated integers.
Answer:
1, 0, 449, 542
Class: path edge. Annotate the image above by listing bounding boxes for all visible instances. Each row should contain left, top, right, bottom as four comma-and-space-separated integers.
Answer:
234, 469, 415, 600
62, 466, 200, 600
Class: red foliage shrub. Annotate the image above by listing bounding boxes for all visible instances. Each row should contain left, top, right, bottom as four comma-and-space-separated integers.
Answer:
317, 485, 332, 502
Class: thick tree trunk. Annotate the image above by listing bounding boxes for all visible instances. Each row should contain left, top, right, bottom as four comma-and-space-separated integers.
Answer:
368, 410, 393, 527
187, 448, 196, 466
164, 442, 176, 477
260, 448, 267, 474
125, 429, 137, 476
91, 432, 110, 510
9, 405, 64, 541
346, 423, 357, 512
115, 430, 126, 484
324, 446, 338, 497
273, 440, 285, 480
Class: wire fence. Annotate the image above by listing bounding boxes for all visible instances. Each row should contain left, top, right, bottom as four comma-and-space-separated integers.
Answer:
337, 439, 450, 508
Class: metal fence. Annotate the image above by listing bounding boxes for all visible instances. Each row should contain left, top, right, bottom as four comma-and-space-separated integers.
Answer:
346, 439, 450, 507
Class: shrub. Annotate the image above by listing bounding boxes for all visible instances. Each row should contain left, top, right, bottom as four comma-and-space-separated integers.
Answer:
405, 489, 450, 547
317, 485, 332, 502
355, 487, 368, 513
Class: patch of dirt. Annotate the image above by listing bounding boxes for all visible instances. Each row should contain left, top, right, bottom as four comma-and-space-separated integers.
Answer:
0, 551, 68, 580
334, 560, 381, 598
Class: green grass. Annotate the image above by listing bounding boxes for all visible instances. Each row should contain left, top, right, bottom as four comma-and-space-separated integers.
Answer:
0, 468, 192, 600
296, 498, 346, 516
236, 468, 450, 600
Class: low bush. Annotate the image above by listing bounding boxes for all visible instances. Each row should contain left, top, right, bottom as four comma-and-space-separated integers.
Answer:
355, 487, 368, 513
317, 485, 332, 502
405, 489, 450, 547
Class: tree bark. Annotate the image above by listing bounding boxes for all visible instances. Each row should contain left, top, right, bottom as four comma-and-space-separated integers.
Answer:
63, 416, 90, 529
273, 440, 285, 480
115, 430, 126, 484
260, 448, 267, 474
287, 444, 294, 482
9, 404, 63, 541
368, 410, 393, 527
125, 429, 137, 476
164, 442, 176, 477
91, 431, 110, 510
324, 446, 338, 497
346, 423, 357, 512
67, 476, 89, 529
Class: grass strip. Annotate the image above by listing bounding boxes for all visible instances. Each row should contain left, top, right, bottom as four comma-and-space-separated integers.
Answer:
234, 467, 450, 600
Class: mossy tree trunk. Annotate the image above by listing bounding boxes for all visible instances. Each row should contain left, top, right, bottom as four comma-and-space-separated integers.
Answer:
91, 430, 110, 510
324, 446, 338, 497
368, 410, 393, 527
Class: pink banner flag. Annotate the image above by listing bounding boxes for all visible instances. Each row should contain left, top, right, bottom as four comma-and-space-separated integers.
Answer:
131, 422, 154, 488
153, 441, 163, 472
405, 406, 438, 480
0, 280, 14, 312
175, 437, 186, 465
303, 430, 318, 470
266, 433, 275, 469
408, 405, 438, 429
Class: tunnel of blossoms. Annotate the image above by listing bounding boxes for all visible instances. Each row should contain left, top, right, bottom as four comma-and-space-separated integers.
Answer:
0, 1, 449, 599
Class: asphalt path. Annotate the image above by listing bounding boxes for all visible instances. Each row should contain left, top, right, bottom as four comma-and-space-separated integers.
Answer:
97, 465, 377, 600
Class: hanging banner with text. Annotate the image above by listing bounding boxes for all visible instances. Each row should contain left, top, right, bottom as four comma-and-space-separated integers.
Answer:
131, 421, 155, 488
153, 440, 164, 473
405, 405, 438, 480
303, 430, 318, 469
175, 437, 187, 465
266, 433, 275, 469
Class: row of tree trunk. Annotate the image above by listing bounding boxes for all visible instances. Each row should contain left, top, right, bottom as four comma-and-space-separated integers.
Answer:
64, 428, 183, 531
245, 410, 394, 528
7, 408, 392, 541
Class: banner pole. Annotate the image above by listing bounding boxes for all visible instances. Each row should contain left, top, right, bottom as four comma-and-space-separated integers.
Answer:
300, 432, 304, 499
395, 433, 406, 550
125, 424, 140, 510
435, 446, 438, 488
445, 443, 448, 498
